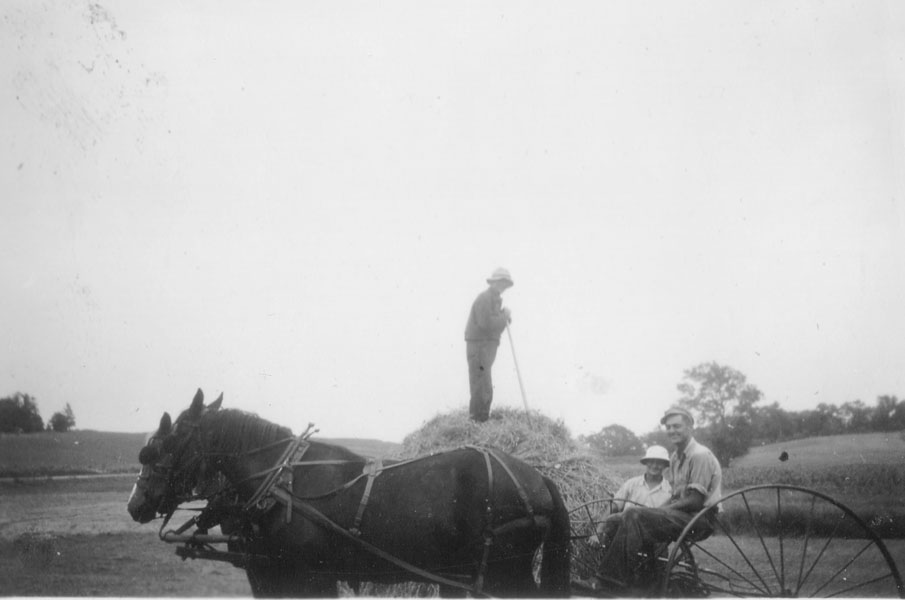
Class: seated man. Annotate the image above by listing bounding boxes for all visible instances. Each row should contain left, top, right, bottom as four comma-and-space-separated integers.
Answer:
611, 444, 672, 512
594, 406, 722, 591
592, 445, 672, 547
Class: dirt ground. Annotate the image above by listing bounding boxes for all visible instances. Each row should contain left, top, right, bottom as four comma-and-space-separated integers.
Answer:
0, 475, 251, 596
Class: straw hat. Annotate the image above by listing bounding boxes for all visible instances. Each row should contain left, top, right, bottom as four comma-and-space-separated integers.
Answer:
486, 267, 514, 286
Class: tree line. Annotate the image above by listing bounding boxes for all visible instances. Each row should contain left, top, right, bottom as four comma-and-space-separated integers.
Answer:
0, 392, 76, 433
582, 361, 905, 467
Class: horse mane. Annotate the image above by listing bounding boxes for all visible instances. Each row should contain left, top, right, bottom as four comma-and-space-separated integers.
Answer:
201, 409, 293, 455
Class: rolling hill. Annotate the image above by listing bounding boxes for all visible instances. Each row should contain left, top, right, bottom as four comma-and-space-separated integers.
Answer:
0, 430, 401, 477
732, 431, 905, 468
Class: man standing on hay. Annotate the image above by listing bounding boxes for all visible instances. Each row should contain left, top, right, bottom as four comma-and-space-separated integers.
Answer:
590, 406, 722, 593
464, 267, 513, 422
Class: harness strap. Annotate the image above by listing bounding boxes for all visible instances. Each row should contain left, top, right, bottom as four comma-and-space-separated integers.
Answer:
350, 458, 383, 536
473, 447, 495, 595
485, 448, 534, 516
243, 430, 313, 513
268, 487, 479, 595
226, 443, 536, 596
280, 442, 314, 523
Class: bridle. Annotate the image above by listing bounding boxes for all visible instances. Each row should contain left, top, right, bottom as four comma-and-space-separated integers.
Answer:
142, 413, 304, 524
136, 419, 208, 521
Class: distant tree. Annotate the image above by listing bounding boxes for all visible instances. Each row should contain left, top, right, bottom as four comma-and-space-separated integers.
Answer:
702, 415, 754, 468
743, 394, 905, 444
676, 362, 763, 466
0, 392, 44, 433
838, 400, 872, 433
797, 403, 844, 438
677, 362, 763, 428
48, 403, 76, 432
750, 402, 795, 443
639, 428, 671, 450
582, 424, 643, 456
872, 395, 905, 431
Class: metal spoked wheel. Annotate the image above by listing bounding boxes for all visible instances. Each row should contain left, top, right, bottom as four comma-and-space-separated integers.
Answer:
662, 484, 905, 598
568, 498, 645, 583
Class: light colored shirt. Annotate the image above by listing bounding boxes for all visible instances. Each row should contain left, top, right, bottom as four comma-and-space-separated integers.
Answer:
613, 474, 672, 510
668, 437, 722, 509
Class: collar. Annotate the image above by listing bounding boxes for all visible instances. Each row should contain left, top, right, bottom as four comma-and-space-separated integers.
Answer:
643, 473, 665, 487
674, 437, 698, 462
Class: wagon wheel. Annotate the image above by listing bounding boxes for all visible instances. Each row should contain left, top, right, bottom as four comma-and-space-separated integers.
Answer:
532, 498, 628, 588
568, 498, 645, 582
661, 484, 905, 598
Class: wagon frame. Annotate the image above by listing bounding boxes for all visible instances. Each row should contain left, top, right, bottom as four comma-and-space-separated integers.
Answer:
162, 482, 904, 597
567, 484, 904, 598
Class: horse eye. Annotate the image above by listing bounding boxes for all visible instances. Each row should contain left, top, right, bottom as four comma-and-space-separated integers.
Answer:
138, 446, 159, 465
162, 437, 178, 453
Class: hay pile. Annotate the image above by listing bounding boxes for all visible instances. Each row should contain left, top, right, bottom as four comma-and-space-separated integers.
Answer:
399, 406, 621, 508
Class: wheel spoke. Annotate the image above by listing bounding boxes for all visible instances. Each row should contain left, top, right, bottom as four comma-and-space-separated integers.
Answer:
808, 540, 875, 598
690, 539, 771, 596
741, 491, 781, 591
582, 504, 594, 530
678, 485, 904, 600
568, 500, 615, 581
823, 572, 897, 598
794, 493, 818, 595
776, 487, 785, 593
798, 513, 845, 594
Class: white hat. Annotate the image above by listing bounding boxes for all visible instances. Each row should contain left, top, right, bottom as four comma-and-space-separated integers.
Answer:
486, 267, 514, 286
640, 445, 670, 464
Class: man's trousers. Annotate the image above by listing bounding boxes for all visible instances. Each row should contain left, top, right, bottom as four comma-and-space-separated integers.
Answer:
598, 506, 712, 587
466, 340, 499, 422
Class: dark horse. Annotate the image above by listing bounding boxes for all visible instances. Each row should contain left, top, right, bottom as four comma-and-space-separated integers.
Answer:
127, 390, 571, 597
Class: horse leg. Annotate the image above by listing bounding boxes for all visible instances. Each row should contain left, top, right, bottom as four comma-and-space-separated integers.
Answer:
243, 561, 337, 598
244, 562, 279, 598
482, 553, 539, 598
297, 573, 337, 598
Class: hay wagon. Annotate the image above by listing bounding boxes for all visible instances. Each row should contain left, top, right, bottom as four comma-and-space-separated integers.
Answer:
567, 484, 904, 597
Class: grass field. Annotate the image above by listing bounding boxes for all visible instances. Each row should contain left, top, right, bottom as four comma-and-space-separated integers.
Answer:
0, 430, 400, 478
735, 432, 905, 468
0, 431, 148, 477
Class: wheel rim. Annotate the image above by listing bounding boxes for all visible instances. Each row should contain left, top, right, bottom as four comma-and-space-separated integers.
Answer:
663, 484, 904, 598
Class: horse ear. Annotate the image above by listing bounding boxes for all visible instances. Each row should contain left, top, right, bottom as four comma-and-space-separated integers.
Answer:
209, 393, 223, 411
159, 413, 172, 434
191, 389, 204, 414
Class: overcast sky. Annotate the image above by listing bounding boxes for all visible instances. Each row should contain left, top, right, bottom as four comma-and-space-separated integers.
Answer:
2, 1, 904, 442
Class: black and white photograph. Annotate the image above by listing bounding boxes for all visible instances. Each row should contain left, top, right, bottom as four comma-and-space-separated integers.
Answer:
2, 1, 904, 597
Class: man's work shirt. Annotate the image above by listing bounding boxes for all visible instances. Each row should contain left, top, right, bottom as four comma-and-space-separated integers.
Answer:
668, 437, 722, 510
612, 474, 672, 510
464, 288, 509, 342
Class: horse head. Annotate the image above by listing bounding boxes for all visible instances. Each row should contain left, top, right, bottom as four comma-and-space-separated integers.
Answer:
127, 388, 222, 523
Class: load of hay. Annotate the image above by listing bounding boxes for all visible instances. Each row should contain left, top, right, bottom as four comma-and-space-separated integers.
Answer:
399, 406, 621, 513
